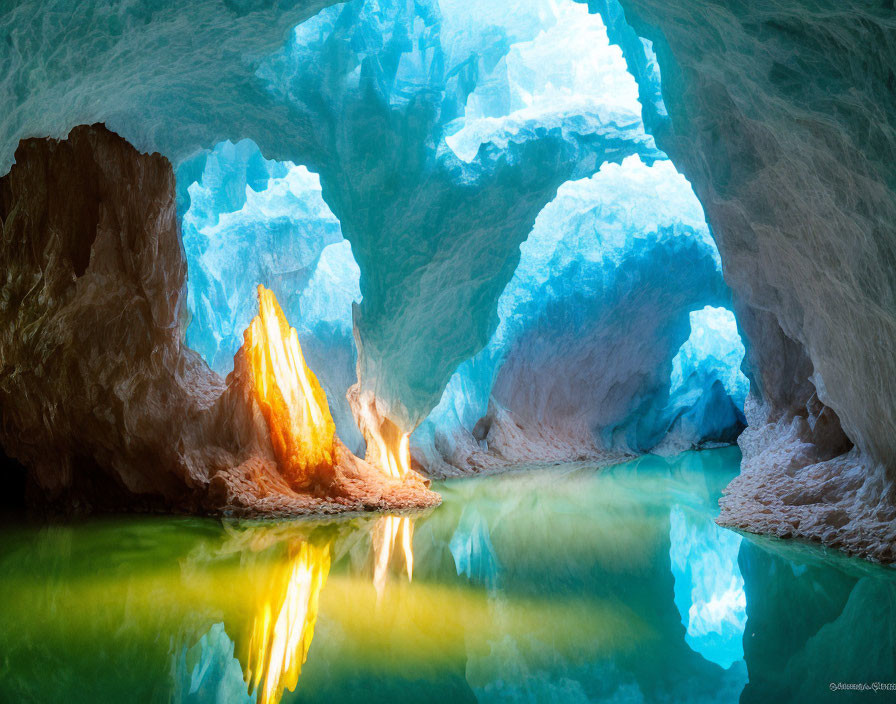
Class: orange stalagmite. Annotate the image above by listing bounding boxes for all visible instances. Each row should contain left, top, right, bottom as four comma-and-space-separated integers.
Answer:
244, 285, 336, 487
348, 385, 421, 481
244, 541, 331, 704
364, 415, 413, 480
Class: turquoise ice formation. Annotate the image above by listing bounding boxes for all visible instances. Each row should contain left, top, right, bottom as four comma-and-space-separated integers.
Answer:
663, 307, 749, 453
172, 1, 747, 469
253, 0, 662, 429
171, 623, 254, 704
414, 156, 747, 467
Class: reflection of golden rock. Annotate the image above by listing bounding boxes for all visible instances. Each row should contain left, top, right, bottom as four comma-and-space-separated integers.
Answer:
244, 541, 331, 704
373, 515, 415, 599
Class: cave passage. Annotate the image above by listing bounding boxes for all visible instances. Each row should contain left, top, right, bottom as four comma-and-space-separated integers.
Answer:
177, 0, 749, 477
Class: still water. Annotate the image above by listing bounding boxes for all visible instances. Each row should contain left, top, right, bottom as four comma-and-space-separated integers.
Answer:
0, 447, 894, 703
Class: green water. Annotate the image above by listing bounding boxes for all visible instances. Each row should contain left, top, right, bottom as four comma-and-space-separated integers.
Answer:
0, 447, 894, 703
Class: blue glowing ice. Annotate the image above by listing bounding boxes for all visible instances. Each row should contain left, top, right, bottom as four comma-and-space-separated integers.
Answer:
414, 156, 745, 470
449, 504, 502, 590
172, 623, 253, 704
660, 307, 749, 453
444, 1, 647, 164
255, 0, 661, 429
176, 2, 747, 472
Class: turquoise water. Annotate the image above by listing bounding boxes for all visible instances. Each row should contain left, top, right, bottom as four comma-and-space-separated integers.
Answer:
0, 447, 894, 703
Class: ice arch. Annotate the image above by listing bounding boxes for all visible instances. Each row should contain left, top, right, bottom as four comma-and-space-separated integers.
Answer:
252, 0, 663, 434
169, 0, 748, 477
413, 156, 747, 474
659, 307, 749, 455
178, 151, 749, 476
2, 0, 670, 440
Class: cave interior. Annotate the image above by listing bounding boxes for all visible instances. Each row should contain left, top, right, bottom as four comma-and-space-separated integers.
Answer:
1, 0, 895, 701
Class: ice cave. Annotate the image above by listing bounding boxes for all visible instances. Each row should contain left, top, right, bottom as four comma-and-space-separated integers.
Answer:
0, 0, 895, 702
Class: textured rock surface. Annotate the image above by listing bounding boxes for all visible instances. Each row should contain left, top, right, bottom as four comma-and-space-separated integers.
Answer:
0, 125, 437, 515
607, 0, 896, 559
0, 0, 337, 175
720, 396, 896, 563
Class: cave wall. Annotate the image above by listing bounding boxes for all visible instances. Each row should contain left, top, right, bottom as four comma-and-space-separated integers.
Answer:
609, 0, 896, 559
615, 0, 896, 464
0, 0, 336, 175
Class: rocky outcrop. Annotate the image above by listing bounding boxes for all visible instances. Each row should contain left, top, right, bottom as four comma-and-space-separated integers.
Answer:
0, 125, 437, 515
611, 0, 896, 561
719, 396, 896, 563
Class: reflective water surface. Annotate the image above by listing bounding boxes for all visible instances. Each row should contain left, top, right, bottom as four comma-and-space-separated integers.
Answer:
1, 447, 894, 703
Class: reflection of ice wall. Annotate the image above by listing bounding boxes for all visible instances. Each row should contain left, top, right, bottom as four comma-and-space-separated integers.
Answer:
669, 505, 746, 670
449, 504, 501, 590
172, 623, 253, 704
180, 140, 363, 452
737, 539, 896, 700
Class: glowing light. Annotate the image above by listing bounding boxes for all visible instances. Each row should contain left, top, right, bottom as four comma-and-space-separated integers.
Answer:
244, 541, 331, 704
365, 416, 412, 480
244, 285, 335, 486
350, 388, 416, 480
372, 515, 415, 599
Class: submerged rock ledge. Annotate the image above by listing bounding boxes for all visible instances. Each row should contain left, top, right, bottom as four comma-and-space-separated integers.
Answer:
0, 124, 439, 516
